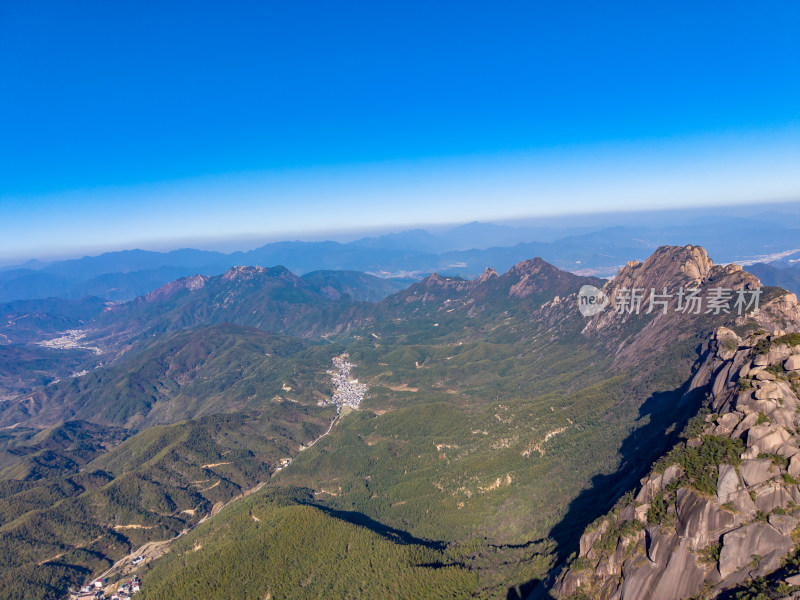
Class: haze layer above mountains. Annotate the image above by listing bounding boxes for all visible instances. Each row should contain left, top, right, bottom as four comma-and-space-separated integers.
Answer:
3, 207, 800, 304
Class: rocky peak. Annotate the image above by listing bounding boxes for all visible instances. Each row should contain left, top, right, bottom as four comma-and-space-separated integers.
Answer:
507, 257, 551, 277
476, 267, 499, 283
739, 290, 800, 336
221, 265, 268, 282
385, 258, 597, 317
610, 245, 716, 292
580, 246, 763, 353
220, 265, 303, 286
423, 272, 446, 285
501, 257, 591, 299
680, 244, 714, 282
143, 273, 207, 303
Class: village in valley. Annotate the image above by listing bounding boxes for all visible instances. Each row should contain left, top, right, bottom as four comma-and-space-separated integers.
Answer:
321, 353, 367, 411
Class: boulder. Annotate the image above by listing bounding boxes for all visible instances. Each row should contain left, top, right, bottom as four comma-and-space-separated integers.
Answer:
742, 445, 760, 460
787, 355, 800, 371
753, 353, 770, 367
713, 413, 742, 436
739, 459, 776, 487
768, 513, 798, 536
777, 443, 800, 458
732, 413, 759, 439
717, 464, 741, 504
789, 454, 800, 478
755, 383, 782, 400
745, 365, 762, 378
753, 399, 780, 415
754, 482, 794, 512
768, 346, 793, 365
754, 370, 776, 381
718, 522, 793, 579
718, 412, 742, 430
727, 488, 757, 519
746, 424, 793, 454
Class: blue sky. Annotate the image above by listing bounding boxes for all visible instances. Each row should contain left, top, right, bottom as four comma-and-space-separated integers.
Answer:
1, 1, 799, 262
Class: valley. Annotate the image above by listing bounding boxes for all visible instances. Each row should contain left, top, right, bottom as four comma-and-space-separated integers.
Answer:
0, 246, 798, 600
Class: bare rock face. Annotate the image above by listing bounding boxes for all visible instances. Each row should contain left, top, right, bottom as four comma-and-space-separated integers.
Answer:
620, 538, 706, 600
747, 424, 793, 454
787, 355, 800, 371
635, 464, 682, 504
676, 489, 737, 549
579, 519, 608, 556
718, 523, 792, 579
739, 458, 777, 487
768, 512, 798, 536
753, 482, 795, 512
727, 488, 757, 519
144, 273, 208, 302
680, 246, 714, 282
549, 320, 800, 600
716, 464, 741, 504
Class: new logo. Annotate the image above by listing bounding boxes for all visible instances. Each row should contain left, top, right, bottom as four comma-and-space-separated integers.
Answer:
577, 285, 609, 316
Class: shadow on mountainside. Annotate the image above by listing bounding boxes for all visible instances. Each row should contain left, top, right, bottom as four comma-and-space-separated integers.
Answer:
517, 378, 709, 600
312, 503, 447, 550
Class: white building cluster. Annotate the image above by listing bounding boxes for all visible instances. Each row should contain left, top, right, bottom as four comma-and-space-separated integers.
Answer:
69, 575, 140, 599
321, 353, 367, 410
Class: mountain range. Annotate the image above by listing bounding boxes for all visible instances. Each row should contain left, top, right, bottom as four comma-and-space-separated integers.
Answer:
0, 243, 799, 599
3, 207, 800, 304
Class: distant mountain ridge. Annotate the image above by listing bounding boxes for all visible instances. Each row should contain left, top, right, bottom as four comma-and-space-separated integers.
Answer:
3, 208, 800, 303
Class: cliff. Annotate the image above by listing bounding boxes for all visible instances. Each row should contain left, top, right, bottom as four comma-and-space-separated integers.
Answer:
551, 318, 800, 599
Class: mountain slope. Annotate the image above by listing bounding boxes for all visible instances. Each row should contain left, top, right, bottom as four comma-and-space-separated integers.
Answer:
0, 405, 336, 600
550, 331, 800, 599
87, 265, 352, 350
0, 324, 334, 430
137, 487, 479, 600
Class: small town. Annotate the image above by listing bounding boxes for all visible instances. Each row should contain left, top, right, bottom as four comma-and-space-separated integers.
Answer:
37, 328, 102, 354
321, 353, 367, 410
68, 575, 141, 599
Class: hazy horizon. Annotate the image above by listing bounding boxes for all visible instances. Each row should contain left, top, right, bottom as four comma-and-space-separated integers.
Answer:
3, 199, 800, 268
